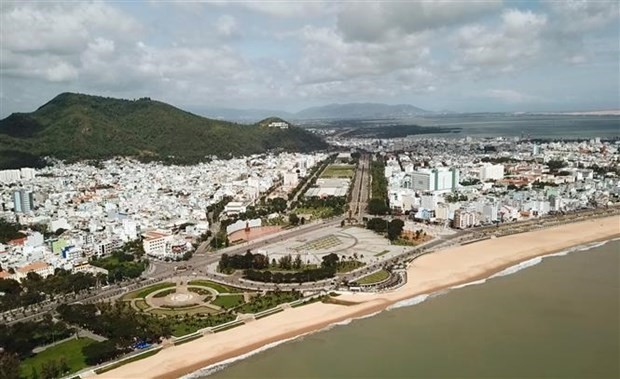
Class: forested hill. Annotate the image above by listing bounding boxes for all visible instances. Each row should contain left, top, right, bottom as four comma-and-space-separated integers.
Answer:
0, 93, 327, 168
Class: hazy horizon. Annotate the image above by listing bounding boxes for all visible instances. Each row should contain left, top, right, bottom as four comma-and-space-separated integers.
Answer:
1, 1, 619, 118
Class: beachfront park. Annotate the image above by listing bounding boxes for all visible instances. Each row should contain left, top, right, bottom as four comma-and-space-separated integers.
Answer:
120, 280, 302, 337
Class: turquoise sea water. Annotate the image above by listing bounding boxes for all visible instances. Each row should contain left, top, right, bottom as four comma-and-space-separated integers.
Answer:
200, 240, 620, 379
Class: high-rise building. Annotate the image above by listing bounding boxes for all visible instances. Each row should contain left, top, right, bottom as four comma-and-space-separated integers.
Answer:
13, 189, 34, 213
411, 168, 459, 192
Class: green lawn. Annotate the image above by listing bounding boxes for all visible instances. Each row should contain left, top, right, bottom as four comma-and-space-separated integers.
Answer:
20, 338, 96, 378
152, 288, 176, 298
320, 164, 356, 178
122, 282, 176, 300
356, 270, 390, 285
187, 280, 241, 293
212, 294, 244, 309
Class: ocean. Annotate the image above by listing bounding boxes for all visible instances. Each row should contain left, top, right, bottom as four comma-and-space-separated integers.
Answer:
408, 114, 620, 139
198, 239, 620, 379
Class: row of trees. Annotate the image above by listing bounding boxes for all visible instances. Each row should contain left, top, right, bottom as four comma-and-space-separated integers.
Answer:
0, 269, 102, 312
219, 251, 307, 273
244, 266, 336, 283
368, 157, 390, 215
288, 155, 335, 201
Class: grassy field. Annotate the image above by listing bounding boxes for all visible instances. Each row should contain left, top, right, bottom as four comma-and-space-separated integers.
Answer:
320, 164, 356, 178
187, 280, 242, 293
122, 282, 175, 300
212, 294, 244, 309
20, 338, 96, 378
356, 270, 390, 285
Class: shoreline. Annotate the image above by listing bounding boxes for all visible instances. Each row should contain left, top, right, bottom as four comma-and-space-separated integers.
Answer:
96, 216, 620, 379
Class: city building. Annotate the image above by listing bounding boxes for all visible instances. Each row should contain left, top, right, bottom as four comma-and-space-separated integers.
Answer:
411, 168, 459, 192
142, 230, 173, 258
453, 209, 480, 229
479, 163, 505, 181
13, 189, 35, 213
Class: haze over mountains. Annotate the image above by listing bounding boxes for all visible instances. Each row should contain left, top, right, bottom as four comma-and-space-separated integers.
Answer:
0, 93, 326, 169
196, 103, 433, 122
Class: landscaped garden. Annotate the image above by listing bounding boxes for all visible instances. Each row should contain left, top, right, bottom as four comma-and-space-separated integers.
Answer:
356, 270, 391, 285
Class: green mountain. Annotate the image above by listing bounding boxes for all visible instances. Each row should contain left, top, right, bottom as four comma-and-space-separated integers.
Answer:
0, 93, 327, 168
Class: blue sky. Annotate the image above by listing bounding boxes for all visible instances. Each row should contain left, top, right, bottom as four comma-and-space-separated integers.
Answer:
1, 0, 618, 117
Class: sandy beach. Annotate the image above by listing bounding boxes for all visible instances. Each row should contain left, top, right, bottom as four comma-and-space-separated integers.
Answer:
97, 216, 620, 379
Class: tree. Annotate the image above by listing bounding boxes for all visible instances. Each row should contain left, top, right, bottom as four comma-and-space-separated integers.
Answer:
288, 213, 300, 225
321, 253, 339, 269
0, 351, 20, 379
368, 198, 389, 215
41, 359, 61, 379
293, 254, 302, 270
387, 219, 405, 241
340, 220, 345, 227
82, 340, 120, 365
366, 218, 388, 233
278, 255, 293, 270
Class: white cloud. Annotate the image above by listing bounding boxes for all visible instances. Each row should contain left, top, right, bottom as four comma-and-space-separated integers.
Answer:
236, 2, 333, 18
454, 9, 548, 72
338, 1, 503, 41
216, 15, 240, 38
0, 0, 618, 116
546, 0, 619, 33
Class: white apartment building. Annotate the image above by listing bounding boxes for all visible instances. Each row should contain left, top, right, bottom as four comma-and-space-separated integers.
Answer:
224, 201, 247, 216
142, 230, 173, 258
0, 169, 21, 183
283, 172, 299, 188
453, 209, 480, 229
411, 168, 459, 192
479, 163, 505, 181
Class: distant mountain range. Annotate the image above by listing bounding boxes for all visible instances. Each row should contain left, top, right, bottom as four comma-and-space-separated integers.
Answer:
196, 102, 432, 122
0, 93, 327, 169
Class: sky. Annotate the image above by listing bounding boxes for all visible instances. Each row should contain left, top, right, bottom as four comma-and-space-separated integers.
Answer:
1, 0, 619, 117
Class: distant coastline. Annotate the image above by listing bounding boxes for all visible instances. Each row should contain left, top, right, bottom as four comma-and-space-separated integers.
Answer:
95, 216, 620, 379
